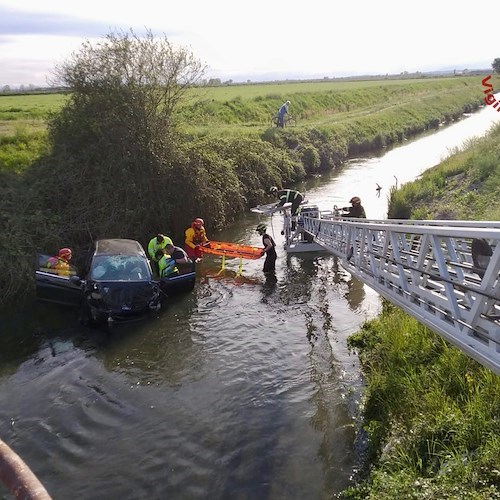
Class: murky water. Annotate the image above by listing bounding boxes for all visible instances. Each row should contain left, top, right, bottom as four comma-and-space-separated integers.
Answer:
1, 105, 498, 500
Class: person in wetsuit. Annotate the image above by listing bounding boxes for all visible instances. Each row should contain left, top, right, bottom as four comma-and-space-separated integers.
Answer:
256, 223, 277, 274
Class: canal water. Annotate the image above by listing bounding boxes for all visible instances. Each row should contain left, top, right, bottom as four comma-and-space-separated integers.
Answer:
1, 106, 499, 500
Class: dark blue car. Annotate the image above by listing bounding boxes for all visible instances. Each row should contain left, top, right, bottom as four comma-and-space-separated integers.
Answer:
36, 239, 162, 324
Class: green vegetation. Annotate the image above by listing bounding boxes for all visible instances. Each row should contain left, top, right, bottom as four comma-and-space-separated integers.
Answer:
0, 29, 498, 306
492, 58, 500, 75
389, 124, 500, 221
343, 123, 500, 499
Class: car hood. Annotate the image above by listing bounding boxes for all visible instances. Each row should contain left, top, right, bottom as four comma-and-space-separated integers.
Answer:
85, 280, 160, 314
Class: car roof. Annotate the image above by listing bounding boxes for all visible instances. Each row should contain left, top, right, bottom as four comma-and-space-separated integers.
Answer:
94, 239, 146, 257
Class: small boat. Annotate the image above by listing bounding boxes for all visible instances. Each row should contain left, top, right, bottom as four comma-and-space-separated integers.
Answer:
200, 241, 262, 260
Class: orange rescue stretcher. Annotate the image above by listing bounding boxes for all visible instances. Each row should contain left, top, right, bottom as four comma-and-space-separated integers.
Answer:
199, 241, 262, 276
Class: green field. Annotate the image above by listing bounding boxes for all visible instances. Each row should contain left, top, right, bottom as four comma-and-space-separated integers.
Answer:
1, 75, 496, 135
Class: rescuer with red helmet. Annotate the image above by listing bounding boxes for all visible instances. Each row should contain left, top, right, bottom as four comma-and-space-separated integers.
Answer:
184, 217, 209, 260
46, 247, 73, 276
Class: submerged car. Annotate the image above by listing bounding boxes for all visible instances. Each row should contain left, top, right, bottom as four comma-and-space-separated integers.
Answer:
36, 239, 162, 324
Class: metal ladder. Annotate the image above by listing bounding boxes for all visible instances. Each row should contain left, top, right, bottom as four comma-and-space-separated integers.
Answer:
301, 215, 500, 373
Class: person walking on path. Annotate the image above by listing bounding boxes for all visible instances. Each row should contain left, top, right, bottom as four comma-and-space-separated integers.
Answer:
256, 223, 277, 274
376, 183, 382, 197
277, 100, 290, 128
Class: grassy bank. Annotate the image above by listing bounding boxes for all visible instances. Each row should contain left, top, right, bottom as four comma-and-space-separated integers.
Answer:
343, 123, 500, 499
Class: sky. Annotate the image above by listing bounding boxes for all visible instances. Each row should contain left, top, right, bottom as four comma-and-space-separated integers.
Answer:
0, 0, 496, 87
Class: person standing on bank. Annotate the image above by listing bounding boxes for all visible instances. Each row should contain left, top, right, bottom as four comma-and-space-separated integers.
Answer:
270, 186, 303, 230
342, 196, 367, 218
277, 100, 290, 128
256, 223, 277, 274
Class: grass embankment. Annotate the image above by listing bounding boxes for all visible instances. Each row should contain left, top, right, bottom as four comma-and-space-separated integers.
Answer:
343, 123, 500, 499
0, 76, 496, 305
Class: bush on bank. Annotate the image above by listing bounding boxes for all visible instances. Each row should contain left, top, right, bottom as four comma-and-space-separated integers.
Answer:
342, 123, 500, 499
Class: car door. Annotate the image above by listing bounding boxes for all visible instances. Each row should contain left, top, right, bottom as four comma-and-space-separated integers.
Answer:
35, 254, 83, 306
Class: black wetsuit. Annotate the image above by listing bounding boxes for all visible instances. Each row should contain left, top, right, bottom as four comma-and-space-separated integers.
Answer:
262, 232, 277, 273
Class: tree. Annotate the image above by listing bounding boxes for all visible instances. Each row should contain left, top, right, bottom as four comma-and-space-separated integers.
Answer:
492, 58, 500, 75
43, 29, 207, 239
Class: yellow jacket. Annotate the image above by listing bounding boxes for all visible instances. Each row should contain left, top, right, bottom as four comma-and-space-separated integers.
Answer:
185, 226, 208, 250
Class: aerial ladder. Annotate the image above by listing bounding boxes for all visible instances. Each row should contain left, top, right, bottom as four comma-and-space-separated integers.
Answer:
293, 213, 500, 374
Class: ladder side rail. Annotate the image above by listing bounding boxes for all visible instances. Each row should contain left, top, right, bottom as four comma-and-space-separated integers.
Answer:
360, 219, 500, 228
388, 231, 411, 294
340, 221, 499, 240
367, 229, 383, 278
348, 241, 499, 340
412, 234, 430, 290
302, 215, 500, 373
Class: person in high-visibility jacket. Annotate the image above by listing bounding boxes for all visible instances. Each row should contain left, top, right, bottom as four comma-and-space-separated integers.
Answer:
156, 249, 179, 278
270, 186, 303, 230
46, 247, 73, 276
184, 218, 209, 260
148, 234, 170, 275
148, 234, 169, 261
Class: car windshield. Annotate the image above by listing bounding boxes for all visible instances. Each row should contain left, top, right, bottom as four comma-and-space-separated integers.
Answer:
90, 255, 151, 281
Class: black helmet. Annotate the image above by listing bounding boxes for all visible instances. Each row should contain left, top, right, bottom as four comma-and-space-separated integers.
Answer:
256, 223, 267, 233
269, 186, 278, 195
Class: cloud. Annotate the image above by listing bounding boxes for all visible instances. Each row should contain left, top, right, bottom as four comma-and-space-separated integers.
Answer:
0, 6, 111, 37
0, 1, 496, 87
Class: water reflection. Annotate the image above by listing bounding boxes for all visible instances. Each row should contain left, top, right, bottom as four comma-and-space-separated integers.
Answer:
261, 273, 278, 301
96, 293, 203, 387
346, 277, 366, 311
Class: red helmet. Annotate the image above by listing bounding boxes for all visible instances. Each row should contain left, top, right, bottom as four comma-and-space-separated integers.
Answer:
58, 247, 72, 260
193, 218, 204, 226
